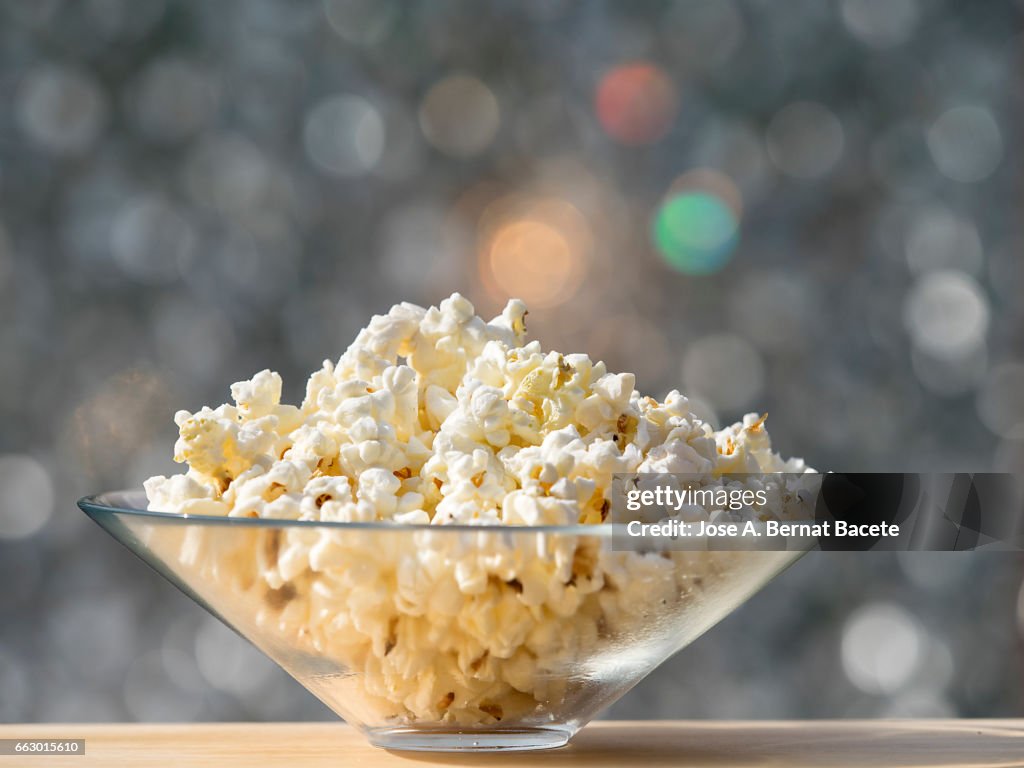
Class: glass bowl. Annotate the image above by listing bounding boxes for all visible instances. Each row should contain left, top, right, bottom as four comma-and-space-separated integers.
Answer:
79, 490, 804, 752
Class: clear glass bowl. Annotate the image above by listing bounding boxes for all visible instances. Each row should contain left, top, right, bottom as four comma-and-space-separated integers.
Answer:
80, 490, 804, 752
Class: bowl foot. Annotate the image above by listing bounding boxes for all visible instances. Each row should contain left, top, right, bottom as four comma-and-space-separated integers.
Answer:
365, 725, 573, 752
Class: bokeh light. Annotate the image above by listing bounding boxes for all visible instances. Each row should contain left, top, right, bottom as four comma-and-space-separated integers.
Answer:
182, 134, 273, 216
693, 122, 771, 200
16, 65, 107, 154
842, 603, 922, 695
841, 0, 919, 48
929, 105, 999, 184
903, 270, 989, 360
595, 62, 678, 146
111, 196, 195, 285
194, 615, 276, 698
378, 201, 466, 294
479, 197, 590, 309
898, 552, 973, 590
419, 74, 500, 158
123, 650, 202, 721
904, 206, 983, 276
212, 226, 301, 303
323, 0, 398, 46
129, 57, 217, 143
976, 362, 1024, 439
304, 94, 385, 176
926, 106, 1003, 183
682, 333, 764, 413
766, 101, 844, 179
911, 344, 987, 397
652, 192, 739, 274
371, 100, 425, 181
664, 1, 744, 72
0, 454, 53, 539
160, 619, 209, 694
729, 269, 813, 351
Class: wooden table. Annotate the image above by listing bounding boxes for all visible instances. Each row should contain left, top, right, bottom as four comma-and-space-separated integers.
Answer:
0, 721, 1021, 767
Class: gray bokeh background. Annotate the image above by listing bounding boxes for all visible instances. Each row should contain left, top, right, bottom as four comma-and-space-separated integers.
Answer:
0, 0, 1022, 723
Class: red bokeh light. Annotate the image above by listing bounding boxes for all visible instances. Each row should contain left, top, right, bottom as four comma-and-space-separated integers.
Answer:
594, 62, 678, 146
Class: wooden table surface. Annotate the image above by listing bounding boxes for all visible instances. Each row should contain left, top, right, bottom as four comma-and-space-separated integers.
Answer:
0, 721, 1021, 767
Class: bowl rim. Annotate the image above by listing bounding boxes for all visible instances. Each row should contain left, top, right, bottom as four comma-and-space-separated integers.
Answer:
78, 490, 617, 535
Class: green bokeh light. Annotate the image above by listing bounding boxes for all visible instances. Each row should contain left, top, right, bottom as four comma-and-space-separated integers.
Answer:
652, 192, 739, 275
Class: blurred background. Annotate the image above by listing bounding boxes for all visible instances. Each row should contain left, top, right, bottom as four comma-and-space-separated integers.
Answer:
1, 0, 1022, 723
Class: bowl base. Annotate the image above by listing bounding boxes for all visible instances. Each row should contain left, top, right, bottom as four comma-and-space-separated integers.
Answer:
365, 725, 572, 752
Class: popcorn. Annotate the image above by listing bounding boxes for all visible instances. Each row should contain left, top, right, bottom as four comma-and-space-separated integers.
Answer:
145, 293, 809, 726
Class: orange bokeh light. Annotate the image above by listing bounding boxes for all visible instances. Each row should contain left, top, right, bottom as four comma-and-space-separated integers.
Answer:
478, 197, 591, 309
